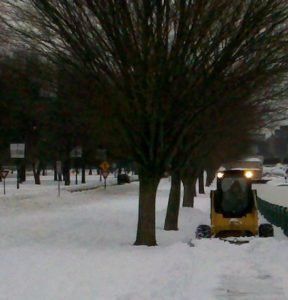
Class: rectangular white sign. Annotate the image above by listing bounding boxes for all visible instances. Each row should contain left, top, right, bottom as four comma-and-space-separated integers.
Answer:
10, 144, 25, 158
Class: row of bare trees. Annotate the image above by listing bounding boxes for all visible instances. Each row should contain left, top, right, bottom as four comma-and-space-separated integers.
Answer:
2, 0, 288, 245
0, 50, 114, 185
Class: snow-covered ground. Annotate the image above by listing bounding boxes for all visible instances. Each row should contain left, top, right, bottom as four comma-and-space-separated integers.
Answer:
256, 182, 288, 207
256, 165, 288, 207
0, 174, 287, 299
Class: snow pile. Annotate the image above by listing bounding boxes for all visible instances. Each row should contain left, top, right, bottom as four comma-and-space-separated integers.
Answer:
263, 164, 287, 178
245, 157, 263, 162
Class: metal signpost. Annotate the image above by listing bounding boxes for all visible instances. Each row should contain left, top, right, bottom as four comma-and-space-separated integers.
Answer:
100, 161, 110, 189
70, 147, 82, 185
56, 161, 62, 197
0, 170, 9, 195
10, 144, 25, 189
102, 171, 109, 189
96, 149, 107, 182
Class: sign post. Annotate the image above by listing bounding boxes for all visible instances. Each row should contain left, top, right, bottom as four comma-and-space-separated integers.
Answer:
100, 161, 110, 189
102, 171, 109, 189
70, 147, 82, 185
10, 144, 25, 189
0, 170, 9, 195
56, 161, 62, 197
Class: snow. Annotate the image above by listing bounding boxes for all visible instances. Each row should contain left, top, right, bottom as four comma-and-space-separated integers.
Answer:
245, 157, 263, 162
256, 166, 288, 207
0, 173, 287, 299
229, 167, 261, 171
263, 164, 288, 178
255, 181, 288, 207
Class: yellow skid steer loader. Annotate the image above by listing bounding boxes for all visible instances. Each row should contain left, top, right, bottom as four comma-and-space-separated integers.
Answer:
195, 170, 273, 241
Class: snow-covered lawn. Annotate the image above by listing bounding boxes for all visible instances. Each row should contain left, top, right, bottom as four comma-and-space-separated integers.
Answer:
0, 176, 287, 299
255, 179, 288, 207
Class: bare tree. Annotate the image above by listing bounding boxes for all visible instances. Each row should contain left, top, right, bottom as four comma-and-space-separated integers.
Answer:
164, 80, 286, 230
0, 3, 9, 45
5, 0, 288, 245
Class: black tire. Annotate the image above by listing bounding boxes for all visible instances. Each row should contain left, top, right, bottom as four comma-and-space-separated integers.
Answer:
259, 223, 274, 237
196, 225, 212, 239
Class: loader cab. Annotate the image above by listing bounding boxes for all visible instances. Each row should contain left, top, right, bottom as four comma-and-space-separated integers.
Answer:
215, 170, 254, 218
195, 169, 273, 239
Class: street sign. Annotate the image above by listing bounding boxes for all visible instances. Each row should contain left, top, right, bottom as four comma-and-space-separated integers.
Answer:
100, 161, 110, 172
56, 161, 62, 174
0, 170, 9, 179
70, 146, 82, 158
10, 144, 25, 158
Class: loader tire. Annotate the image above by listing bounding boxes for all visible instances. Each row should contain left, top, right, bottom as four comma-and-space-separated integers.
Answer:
196, 225, 212, 239
259, 223, 274, 237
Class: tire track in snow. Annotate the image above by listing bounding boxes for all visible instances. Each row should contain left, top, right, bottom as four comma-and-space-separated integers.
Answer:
215, 273, 286, 299
214, 239, 287, 300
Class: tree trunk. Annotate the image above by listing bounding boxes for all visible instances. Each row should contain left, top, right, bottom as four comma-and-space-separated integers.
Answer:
182, 175, 197, 207
134, 171, 160, 246
198, 169, 205, 194
89, 168, 92, 175
34, 172, 40, 185
81, 163, 86, 184
63, 160, 70, 186
205, 167, 217, 187
54, 162, 57, 181
19, 164, 26, 183
32, 162, 41, 185
164, 171, 181, 231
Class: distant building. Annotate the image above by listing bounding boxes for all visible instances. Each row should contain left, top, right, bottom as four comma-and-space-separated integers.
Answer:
250, 126, 288, 163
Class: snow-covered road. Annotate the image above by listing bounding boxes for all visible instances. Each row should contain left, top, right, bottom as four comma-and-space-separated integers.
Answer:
0, 177, 287, 299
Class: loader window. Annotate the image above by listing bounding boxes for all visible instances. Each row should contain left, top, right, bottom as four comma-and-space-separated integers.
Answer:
220, 177, 251, 216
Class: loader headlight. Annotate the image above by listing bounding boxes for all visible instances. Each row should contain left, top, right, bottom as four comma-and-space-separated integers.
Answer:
217, 172, 224, 179
244, 171, 253, 179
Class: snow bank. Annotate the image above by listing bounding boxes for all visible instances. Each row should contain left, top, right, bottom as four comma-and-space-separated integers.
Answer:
263, 164, 288, 178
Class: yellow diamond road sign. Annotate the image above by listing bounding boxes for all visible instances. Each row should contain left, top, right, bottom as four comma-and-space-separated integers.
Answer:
100, 161, 110, 171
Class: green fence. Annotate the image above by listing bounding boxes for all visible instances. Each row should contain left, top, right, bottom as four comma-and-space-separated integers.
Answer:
257, 197, 288, 237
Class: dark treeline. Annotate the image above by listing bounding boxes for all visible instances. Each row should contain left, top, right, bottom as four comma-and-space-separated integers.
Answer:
0, 51, 123, 185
